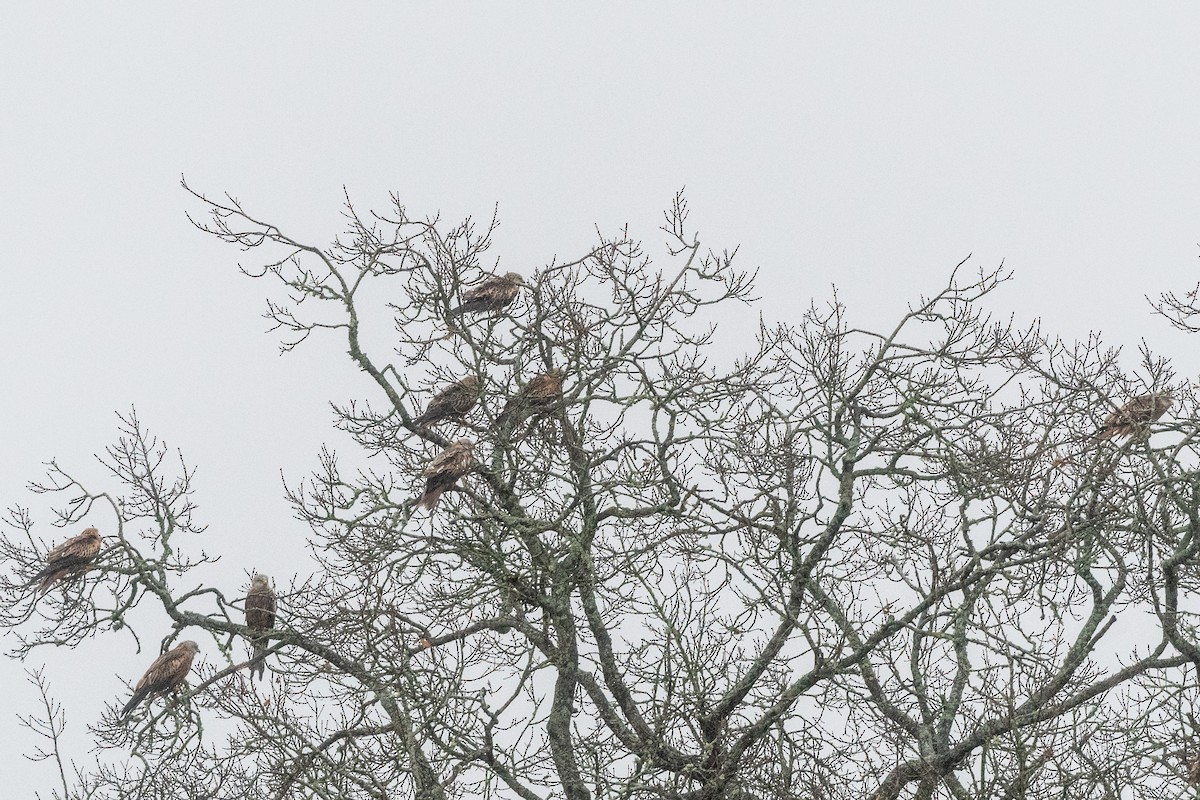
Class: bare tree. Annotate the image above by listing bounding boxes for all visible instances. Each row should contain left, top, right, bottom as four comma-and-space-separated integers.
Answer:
4, 183, 1200, 799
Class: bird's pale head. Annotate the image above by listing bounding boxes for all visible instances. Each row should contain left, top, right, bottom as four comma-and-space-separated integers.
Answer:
181, 640, 201, 654
250, 573, 271, 589
460, 375, 482, 390
504, 272, 525, 285
455, 438, 476, 450
81, 527, 101, 541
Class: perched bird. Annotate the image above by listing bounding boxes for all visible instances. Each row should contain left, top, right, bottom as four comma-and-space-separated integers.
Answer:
449, 272, 525, 317
412, 375, 482, 428
498, 369, 566, 434
419, 439, 477, 510
35, 527, 102, 594
244, 573, 277, 681
121, 640, 200, 717
1096, 391, 1173, 440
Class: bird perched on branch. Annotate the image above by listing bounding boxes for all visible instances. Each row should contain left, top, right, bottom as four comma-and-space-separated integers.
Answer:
498, 369, 566, 435
419, 439, 477, 510
449, 272, 524, 316
245, 573, 276, 681
412, 375, 482, 428
35, 526, 101, 594
121, 640, 200, 717
1096, 391, 1173, 440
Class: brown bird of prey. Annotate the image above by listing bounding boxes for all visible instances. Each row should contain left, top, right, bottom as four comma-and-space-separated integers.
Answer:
449, 272, 525, 316
121, 640, 200, 716
35, 526, 102, 594
498, 369, 566, 434
1097, 391, 1173, 440
419, 439, 477, 510
245, 573, 277, 681
412, 375, 482, 428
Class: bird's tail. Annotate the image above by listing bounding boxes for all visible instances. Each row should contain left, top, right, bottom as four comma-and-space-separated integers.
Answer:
35, 568, 63, 595
419, 488, 444, 511
497, 403, 523, 435
121, 688, 148, 717
249, 639, 267, 681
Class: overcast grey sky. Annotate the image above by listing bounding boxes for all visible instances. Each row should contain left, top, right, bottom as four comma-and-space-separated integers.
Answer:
2, 6, 1199, 793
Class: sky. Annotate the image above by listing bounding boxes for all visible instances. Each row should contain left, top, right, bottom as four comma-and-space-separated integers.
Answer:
2, 5, 1200, 795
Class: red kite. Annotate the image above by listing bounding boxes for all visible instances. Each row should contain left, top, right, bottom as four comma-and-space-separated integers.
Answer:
1097, 392, 1173, 440
498, 369, 566, 434
245, 573, 276, 681
36, 527, 101, 594
122, 640, 200, 716
419, 439, 476, 510
449, 272, 524, 316
412, 375, 482, 428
